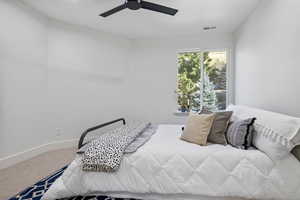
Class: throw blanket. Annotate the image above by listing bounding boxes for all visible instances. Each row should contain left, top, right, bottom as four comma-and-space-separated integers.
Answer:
82, 122, 150, 172
125, 125, 157, 153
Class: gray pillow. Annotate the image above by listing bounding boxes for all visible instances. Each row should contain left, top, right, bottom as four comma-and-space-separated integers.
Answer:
207, 111, 233, 145
226, 118, 256, 150
292, 145, 300, 161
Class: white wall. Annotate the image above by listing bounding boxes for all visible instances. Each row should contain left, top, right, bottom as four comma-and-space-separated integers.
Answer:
234, 0, 300, 117
0, 0, 132, 158
128, 34, 234, 124
45, 20, 131, 144
2, 0, 299, 161
0, 0, 48, 158
0, 1, 233, 159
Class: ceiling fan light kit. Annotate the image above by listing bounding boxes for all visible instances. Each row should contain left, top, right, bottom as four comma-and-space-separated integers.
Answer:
100, 0, 178, 17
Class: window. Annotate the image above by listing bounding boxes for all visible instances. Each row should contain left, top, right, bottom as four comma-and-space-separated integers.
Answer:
176, 50, 228, 113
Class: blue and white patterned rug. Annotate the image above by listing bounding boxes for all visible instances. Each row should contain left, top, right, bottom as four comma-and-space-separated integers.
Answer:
8, 166, 138, 200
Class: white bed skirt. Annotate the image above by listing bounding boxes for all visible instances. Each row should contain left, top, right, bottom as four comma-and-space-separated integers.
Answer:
87, 192, 247, 200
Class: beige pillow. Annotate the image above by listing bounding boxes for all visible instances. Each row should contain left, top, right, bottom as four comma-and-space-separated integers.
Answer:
181, 113, 215, 145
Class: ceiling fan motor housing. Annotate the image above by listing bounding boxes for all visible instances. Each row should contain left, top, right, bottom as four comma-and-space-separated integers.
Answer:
100, 0, 177, 17
127, 0, 141, 10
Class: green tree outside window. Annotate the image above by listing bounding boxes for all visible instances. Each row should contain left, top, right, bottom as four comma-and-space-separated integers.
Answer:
176, 51, 227, 112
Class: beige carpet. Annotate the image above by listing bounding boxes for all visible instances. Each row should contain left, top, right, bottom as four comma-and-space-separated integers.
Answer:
0, 148, 76, 200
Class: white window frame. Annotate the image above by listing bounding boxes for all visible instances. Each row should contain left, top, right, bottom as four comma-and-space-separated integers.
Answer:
175, 48, 233, 113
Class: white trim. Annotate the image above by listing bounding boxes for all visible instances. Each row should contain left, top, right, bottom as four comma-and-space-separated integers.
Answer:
200, 51, 205, 110
226, 48, 234, 106
173, 111, 189, 116
0, 139, 77, 170
177, 47, 228, 54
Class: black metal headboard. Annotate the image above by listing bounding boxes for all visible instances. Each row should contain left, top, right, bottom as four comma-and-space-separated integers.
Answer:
78, 118, 126, 149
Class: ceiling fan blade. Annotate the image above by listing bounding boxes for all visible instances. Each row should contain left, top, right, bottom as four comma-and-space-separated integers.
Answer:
100, 4, 127, 17
141, 1, 178, 16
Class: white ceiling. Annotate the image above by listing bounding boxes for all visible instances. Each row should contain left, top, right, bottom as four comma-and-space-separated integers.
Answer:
22, 0, 261, 39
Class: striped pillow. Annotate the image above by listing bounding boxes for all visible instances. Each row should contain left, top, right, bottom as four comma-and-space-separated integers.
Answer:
253, 123, 296, 160
226, 118, 256, 149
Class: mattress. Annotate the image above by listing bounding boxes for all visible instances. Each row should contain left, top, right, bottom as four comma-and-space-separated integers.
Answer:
42, 125, 300, 200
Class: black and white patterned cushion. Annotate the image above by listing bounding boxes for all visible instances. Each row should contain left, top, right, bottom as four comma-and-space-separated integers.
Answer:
226, 118, 256, 149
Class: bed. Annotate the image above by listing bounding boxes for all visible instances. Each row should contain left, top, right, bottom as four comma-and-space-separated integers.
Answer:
42, 107, 300, 200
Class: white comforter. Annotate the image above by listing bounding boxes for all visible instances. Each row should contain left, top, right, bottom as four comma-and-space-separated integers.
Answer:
43, 125, 300, 200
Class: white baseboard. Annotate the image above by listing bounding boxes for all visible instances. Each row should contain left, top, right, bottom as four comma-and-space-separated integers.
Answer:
0, 139, 77, 170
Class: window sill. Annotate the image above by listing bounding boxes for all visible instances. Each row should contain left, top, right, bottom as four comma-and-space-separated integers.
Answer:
173, 111, 189, 116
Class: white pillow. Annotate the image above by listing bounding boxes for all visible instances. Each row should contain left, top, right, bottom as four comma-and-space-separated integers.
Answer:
253, 123, 294, 160
227, 105, 300, 160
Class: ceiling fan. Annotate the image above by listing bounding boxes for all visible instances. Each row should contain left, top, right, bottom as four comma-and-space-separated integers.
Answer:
100, 0, 178, 17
